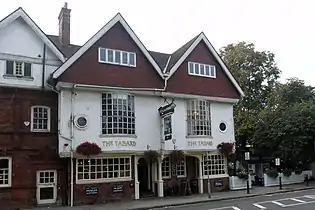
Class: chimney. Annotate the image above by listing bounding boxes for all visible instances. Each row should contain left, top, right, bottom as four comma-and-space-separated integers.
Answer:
58, 2, 71, 46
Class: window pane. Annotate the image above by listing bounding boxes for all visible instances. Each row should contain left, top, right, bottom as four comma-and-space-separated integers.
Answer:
205, 65, 210, 76
200, 64, 205, 75
194, 63, 199, 74
122, 52, 128, 64
24, 63, 32, 77
186, 100, 211, 136
210, 66, 216, 77
14, 62, 23, 76
99, 48, 106, 61
32, 107, 49, 131
6, 61, 13, 75
107, 50, 114, 62
189, 62, 194, 74
129, 53, 135, 66
115, 51, 121, 63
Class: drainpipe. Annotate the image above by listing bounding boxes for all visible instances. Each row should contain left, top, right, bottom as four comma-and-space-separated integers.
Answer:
70, 87, 75, 207
41, 44, 47, 90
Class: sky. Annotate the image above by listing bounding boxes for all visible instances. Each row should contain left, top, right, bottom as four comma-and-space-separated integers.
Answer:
1, 0, 314, 85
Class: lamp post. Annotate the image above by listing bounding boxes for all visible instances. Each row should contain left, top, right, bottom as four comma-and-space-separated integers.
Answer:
206, 152, 211, 198
275, 158, 282, 190
244, 143, 252, 194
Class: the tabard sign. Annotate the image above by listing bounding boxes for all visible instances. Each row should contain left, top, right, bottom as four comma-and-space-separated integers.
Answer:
102, 140, 136, 147
158, 102, 176, 141
187, 141, 213, 147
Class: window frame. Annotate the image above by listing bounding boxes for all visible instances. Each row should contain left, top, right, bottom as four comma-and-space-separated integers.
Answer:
5, 60, 32, 77
202, 152, 228, 179
0, 157, 12, 188
188, 61, 216, 78
98, 48, 136, 67
101, 93, 136, 136
176, 158, 187, 178
161, 156, 171, 179
76, 156, 132, 184
186, 99, 211, 137
30, 105, 51, 132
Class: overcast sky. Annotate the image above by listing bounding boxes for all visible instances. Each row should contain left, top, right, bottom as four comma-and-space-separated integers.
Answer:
1, 0, 314, 85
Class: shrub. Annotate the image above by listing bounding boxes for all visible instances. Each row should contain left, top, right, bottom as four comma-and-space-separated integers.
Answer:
282, 169, 292, 177
266, 170, 279, 178
217, 142, 234, 156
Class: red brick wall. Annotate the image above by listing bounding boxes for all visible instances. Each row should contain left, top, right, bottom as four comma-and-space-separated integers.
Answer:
0, 87, 67, 209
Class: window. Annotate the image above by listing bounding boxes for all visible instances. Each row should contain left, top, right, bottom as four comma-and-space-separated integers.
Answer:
0, 157, 12, 188
77, 157, 131, 182
162, 157, 171, 178
6, 60, 32, 77
203, 154, 226, 176
99, 48, 136, 67
101, 93, 135, 135
176, 159, 186, 177
188, 62, 216, 78
31, 106, 51, 132
187, 100, 211, 136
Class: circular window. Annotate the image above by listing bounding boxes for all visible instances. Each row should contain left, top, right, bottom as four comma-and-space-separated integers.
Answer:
219, 122, 227, 132
74, 115, 88, 129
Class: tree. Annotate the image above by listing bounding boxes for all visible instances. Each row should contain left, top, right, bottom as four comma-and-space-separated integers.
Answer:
220, 42, 281, 148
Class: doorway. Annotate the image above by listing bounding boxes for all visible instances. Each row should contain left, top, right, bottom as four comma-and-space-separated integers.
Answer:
138, 158, 150, 197
36, 170, 57, 205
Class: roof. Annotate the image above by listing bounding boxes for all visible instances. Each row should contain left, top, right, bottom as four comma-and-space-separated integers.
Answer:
0, 7, 65, 62
47, 35, 81, 58
52, 13, 165, 79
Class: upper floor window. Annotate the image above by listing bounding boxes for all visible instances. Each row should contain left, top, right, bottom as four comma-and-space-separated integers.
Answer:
31, 106, 51, 132
5, 60, 32, 77
187, 100, 211, 136
188, 62, 216, 78
99, 48, 136, 67
101, 93, 135, 135
0, 157, 12, 188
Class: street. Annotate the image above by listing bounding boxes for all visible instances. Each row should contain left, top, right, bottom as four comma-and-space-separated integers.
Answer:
153, 189, 315, 210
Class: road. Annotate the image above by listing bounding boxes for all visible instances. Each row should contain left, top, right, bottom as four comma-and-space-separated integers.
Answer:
154, 189, 315, 210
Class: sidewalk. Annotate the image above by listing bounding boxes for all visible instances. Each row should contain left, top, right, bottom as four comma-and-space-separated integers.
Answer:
27, 183, 315, 210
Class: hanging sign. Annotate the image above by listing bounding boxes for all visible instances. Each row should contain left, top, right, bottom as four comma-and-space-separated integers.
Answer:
159, 102, 176, 141
158, 103, 176, 117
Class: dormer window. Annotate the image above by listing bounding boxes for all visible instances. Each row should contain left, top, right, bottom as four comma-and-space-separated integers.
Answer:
188, 62, 216, 78
98, 48, 136, 67
5, 60, 32, 77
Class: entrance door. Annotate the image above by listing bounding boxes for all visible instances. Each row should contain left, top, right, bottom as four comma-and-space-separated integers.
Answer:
138, 158, 149, 195
36, 170, 57, 205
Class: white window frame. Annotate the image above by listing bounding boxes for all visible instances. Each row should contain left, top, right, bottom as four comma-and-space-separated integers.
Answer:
98, 48, 136, 67
36, 170, 57, 204
101, 93, 136, 136
76, 156, 132, 184
188, 61, 216, 78
31, 105, 51, 132
186, 100, 211, 136
161, 156, 171, 179
202, 152, 228, 179
0, 157, 12, 188
176, 158, 186, 178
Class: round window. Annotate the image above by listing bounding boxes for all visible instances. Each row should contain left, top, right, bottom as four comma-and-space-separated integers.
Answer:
219, 122, 227, 132
75, 115, 88, 129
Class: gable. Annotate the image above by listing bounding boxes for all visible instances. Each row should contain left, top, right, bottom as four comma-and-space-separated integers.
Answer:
0, 18, 58, 61
166, 40, 241, 99
58, 22, 165, 89
0, 8, 65, 62
53, 13, 163, 79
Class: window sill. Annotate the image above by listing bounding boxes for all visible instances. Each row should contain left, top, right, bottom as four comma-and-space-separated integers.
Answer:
99, 60, 136, 68
0, 184, 11, 188
186, 135, 213, 139
202, 174, 229, 179
99, 134, 137, 138
31, 129, 50, 133
3, 74, 34, 81
76, 177, 132, 185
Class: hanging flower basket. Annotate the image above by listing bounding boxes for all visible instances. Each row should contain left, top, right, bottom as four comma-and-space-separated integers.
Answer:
217, 142, 234, 156
170, 150, 185, 164
144, 150, 160, 163
76, 142, 101, 156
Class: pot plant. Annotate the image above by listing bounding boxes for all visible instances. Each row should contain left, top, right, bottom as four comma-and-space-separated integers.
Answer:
170, 150, 185, 164
217, 142, 234, 156
144, 150, 160, 163
266, 169, 279, 178
236, 168, 247, 179
76, 142, 101, 156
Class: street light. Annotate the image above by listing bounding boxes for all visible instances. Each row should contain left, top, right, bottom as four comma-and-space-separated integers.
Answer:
206, 151, 211, 198
244, 143, 252, 194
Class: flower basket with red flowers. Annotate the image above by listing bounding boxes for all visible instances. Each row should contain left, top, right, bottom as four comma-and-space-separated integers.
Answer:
76, 142, 101, 156
217, 142, 234, 156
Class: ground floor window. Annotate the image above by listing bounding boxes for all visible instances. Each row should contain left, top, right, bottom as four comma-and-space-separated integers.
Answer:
203, 153, 226, 176
0, 157, 12, 187
176, 159, 186, 177
162, 156, 186, 178
77, 157, 131, 182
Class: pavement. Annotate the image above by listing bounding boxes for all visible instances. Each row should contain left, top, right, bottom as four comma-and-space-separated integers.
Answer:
27, 183, 315, 210
157, 189, 315, 210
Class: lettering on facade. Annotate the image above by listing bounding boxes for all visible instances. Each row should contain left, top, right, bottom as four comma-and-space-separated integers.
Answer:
102, 140, 136, 147
187, 141, 213, 147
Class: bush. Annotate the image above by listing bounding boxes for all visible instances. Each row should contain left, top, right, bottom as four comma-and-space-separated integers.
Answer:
266, 170, 279, 178
282, 169, 292, 177
294, 168, 303, 175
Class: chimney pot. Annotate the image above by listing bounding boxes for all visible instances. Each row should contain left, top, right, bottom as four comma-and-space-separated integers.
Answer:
58, 2, 71, 46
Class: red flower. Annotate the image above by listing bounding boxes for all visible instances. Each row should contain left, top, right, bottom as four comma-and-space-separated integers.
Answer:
76, 141, 101, 156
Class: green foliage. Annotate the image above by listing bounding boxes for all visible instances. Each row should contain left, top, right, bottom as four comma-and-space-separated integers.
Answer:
282, 169, 292, 177
266, 170, 279, 178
